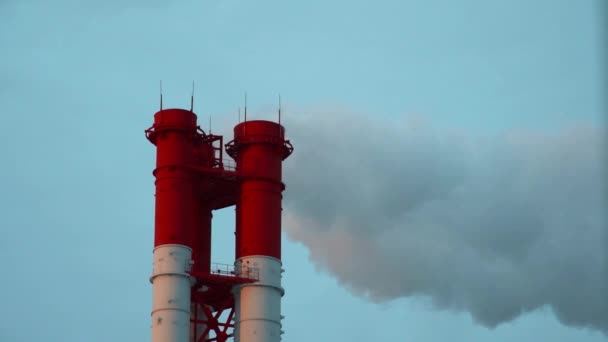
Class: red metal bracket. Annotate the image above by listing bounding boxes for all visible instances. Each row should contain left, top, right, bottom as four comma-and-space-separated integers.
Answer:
192, 296, 235, 342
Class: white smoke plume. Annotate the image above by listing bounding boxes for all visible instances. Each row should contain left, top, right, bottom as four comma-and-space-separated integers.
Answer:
282, 109, 607, 333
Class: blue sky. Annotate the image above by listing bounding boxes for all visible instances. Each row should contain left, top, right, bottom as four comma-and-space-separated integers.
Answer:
0, 1, 605, 341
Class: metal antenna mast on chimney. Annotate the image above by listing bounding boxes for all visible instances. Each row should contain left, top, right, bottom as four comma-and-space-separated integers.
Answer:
278, 94, 282, 137
244, 92, 248, 122
190, 81, 195, 112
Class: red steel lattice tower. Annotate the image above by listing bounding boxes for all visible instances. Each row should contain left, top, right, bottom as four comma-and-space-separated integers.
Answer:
146, 106, 293, 342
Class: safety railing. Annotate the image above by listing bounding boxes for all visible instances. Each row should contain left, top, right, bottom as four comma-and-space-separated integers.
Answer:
210, 262, 259, 281
219, 159, 236, 172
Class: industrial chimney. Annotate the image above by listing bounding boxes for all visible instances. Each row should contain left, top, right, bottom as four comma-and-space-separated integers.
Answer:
146, 106, 293, 342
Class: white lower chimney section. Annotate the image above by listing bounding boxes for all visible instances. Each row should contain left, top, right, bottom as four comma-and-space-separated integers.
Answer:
150, 244, 194, 342
233, 256, 284, 342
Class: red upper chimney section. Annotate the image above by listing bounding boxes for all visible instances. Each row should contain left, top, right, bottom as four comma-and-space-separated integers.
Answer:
226, 120, 294, 260
146, 109, 200, 247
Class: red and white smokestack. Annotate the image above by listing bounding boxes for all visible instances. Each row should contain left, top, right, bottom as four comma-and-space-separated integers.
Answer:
146, 109, 199, 342
227, 121, 293, 342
